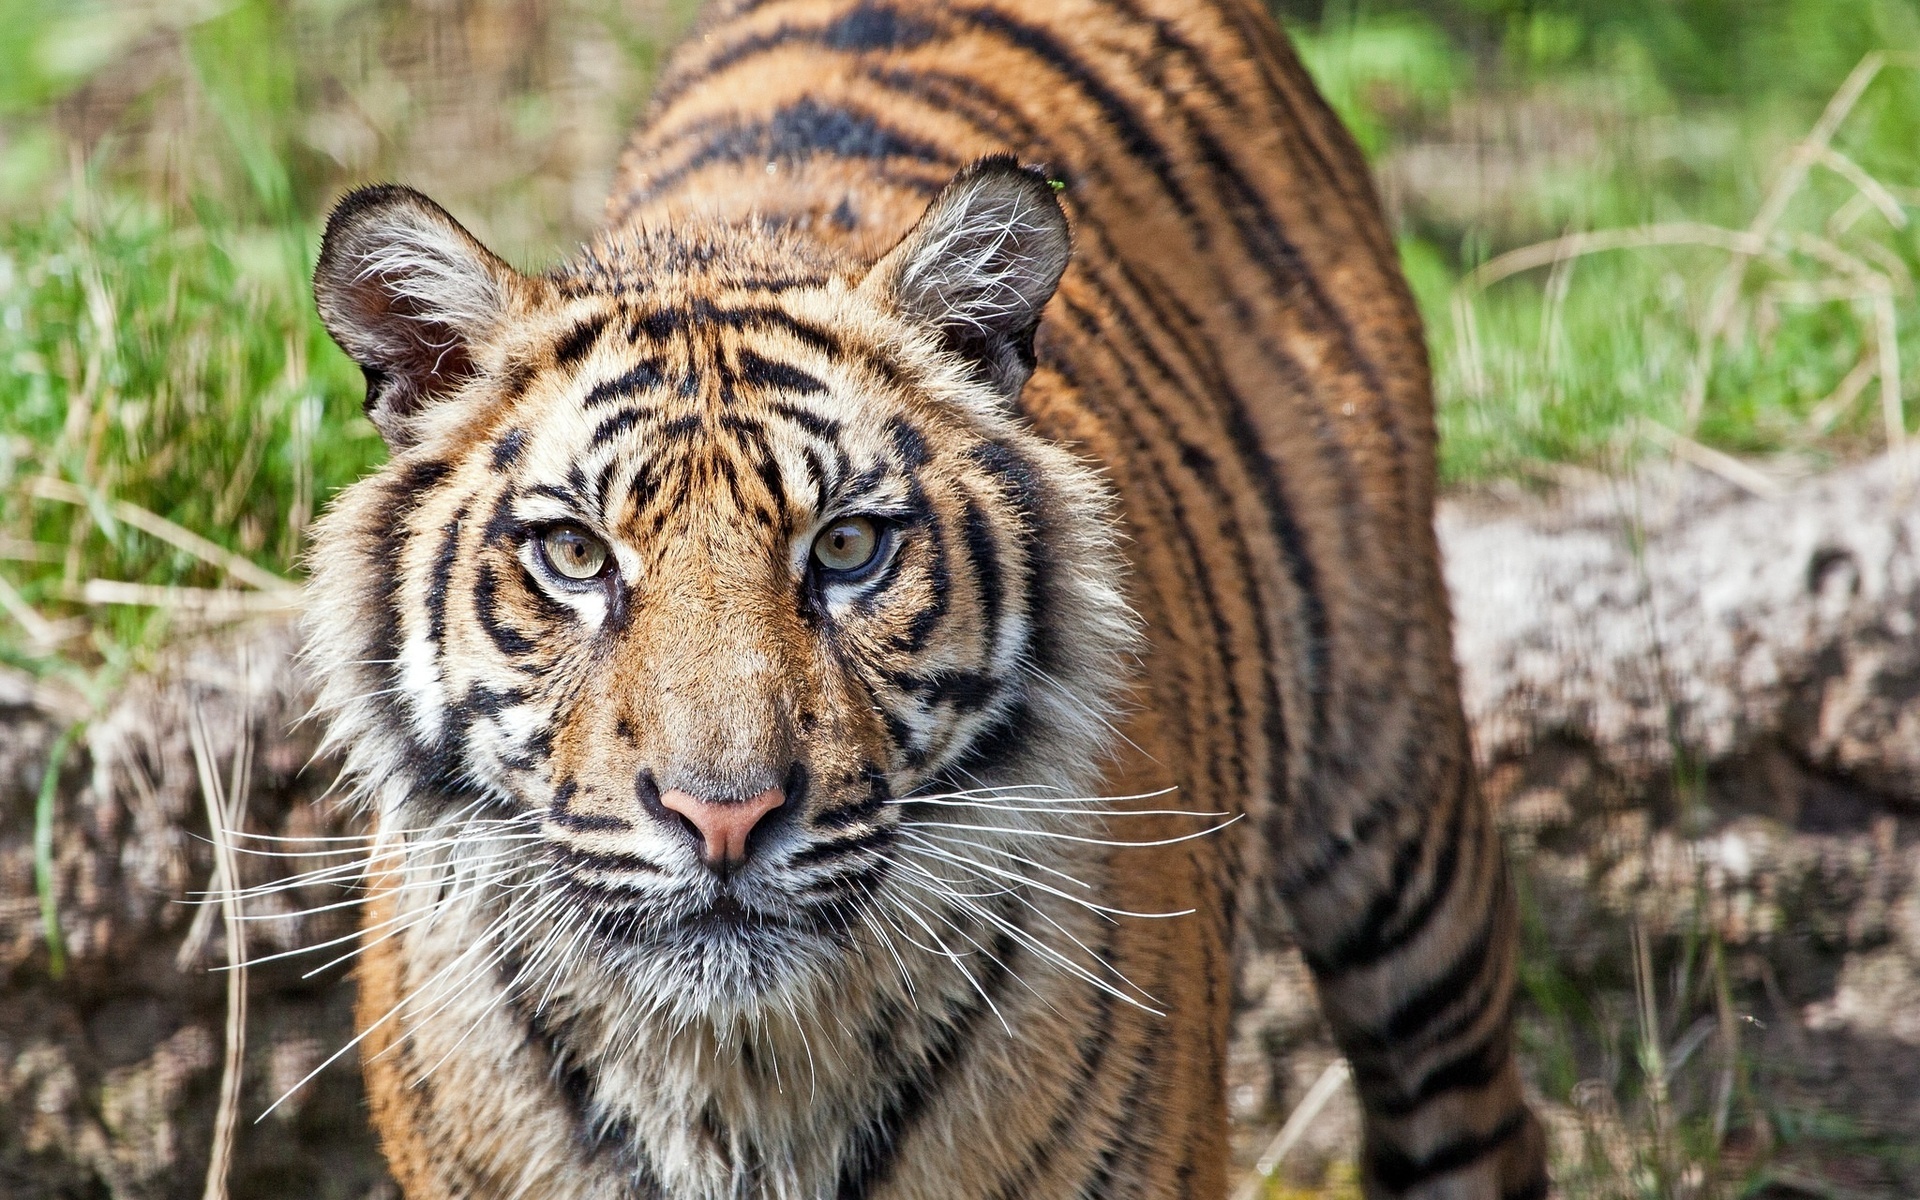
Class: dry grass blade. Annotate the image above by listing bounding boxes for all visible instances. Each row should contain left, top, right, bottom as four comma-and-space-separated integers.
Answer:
28, 477, 296, 594
1683, 52, 1890, 431
186, 683, 255, 1200
70, 581, 304, 616
1818, 147, 1910, 231
1806, 351, 1879, 434
1630, 920, 1677, 1189
1450, 288, 1488, 400
1460, 223, 1772, 294
0, 573, 65, 648
1635, 420, 1784, 499
1230, 1058, 1353, 1200
1454, 50, 1917, 487
1872, 294, 1908, 474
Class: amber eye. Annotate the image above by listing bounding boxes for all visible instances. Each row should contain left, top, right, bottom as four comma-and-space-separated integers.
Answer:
811, 516, 881, 574
539, 524, 609, 581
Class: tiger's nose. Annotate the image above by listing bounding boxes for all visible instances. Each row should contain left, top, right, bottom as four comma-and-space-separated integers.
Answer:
659, 786, 786, 869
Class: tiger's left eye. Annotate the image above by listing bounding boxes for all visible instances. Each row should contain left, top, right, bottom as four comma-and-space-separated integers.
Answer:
812, 517, 881, 574
540, 524, 610, 581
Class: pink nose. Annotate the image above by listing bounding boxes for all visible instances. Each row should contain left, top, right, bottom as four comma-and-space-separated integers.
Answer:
659, 786, 786, 867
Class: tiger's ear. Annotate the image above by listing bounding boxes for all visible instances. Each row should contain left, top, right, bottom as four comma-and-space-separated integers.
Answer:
864, 155, 1070, 401
314, 185, 522, 449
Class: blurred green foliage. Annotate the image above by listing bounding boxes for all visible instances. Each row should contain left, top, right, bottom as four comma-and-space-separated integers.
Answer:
0, 0, 689, 671
1278, 0, 1920, 103
1283, 0, 1920, 480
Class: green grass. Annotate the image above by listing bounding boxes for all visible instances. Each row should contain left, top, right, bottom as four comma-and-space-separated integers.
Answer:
1288, 2, 1920, 482
0, 196, 372, 668
0, 0, 690, 673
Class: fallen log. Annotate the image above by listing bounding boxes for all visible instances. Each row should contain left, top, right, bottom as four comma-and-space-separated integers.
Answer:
1444, 448, 1920, 803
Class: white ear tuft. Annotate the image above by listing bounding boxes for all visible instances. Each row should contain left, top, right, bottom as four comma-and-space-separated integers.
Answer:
867, 156, 1070, 400
313, 186, 518, 449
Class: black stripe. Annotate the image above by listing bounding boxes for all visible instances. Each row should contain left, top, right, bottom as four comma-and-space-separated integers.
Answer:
790, 824, 896, 867
876, 26, 1337, 752
473, 563, 537, 657
1368, 1026, 1511, 1118
423, 505, 466, 643
959, 498, 1004, 655
460, 683, 526, 720
1162, 285, 1331, 741
965, 440, 1051, 669
891, 669, 999, 712
550, 844, 668, 875
945, 5, 1197, 221
583, 360, 667, 408
480, 490, 523, 548
1093, 251, 1300, 795
643, 97, 950, 199
736, 347, 827, 395
506, 989, 665, 1192
489, 429, 527, 470
654, 2, 940, 110
1073, 1030, 1158, 1200
984, 921, 1119, 1200
1369, 905, 1500, 1048
886, 416, 930, 468
892, 491, 950, 652
754, 450, 791, 517
1347, 958, 1509, 1084
1047, 298, 1249, 807
1366, 1109, 1530, 1194
933, 698, 1032, 787
628, 300, 839, 355
1305, 782, 1470, 977
369, 458, 452, 724
1088, 0, 1406, 468
814, 769, 891, 830
879, 705, 920, 763
591, 406, 647, 448
1100, 0, 1248, 117
554, 317, 607, 369
494, 357, 537, 404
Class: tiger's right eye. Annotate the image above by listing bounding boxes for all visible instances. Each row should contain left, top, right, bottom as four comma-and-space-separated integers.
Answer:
812, 516, 881, 575
539, 524, 610, 581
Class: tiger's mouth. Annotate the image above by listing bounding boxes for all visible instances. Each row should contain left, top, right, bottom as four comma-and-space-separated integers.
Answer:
547, 847, 873, 983
690, 894, 752, 928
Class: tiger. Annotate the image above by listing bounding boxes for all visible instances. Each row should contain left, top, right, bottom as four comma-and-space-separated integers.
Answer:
302, 0, 1549, 1196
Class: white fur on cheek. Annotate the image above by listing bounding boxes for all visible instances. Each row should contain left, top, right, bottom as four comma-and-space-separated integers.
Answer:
519, 544, 612, 630
397, 631, 448, 745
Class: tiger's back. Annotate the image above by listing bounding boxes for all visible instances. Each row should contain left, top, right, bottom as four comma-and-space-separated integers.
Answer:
308, 0, 1546, 1196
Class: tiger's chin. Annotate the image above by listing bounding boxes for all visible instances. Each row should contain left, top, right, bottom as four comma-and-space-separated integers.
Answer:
569, 892, 861, 1026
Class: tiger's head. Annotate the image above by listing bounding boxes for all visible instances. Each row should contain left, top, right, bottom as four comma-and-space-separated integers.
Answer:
305, 158, 1138, 1023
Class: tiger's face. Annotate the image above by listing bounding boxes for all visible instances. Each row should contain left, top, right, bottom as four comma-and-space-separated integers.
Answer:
307, 159, 1136, 1022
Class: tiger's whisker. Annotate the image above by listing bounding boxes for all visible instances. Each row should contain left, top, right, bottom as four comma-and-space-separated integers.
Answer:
898, 816, 1243, 850
897, 842, 1196, 920
903, 830, 1097, 890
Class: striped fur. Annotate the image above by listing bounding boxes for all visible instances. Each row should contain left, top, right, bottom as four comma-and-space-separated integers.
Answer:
304, 1, 1548, 1197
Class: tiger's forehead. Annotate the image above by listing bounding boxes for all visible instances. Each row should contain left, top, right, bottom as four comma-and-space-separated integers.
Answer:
473, 283, 940, 542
